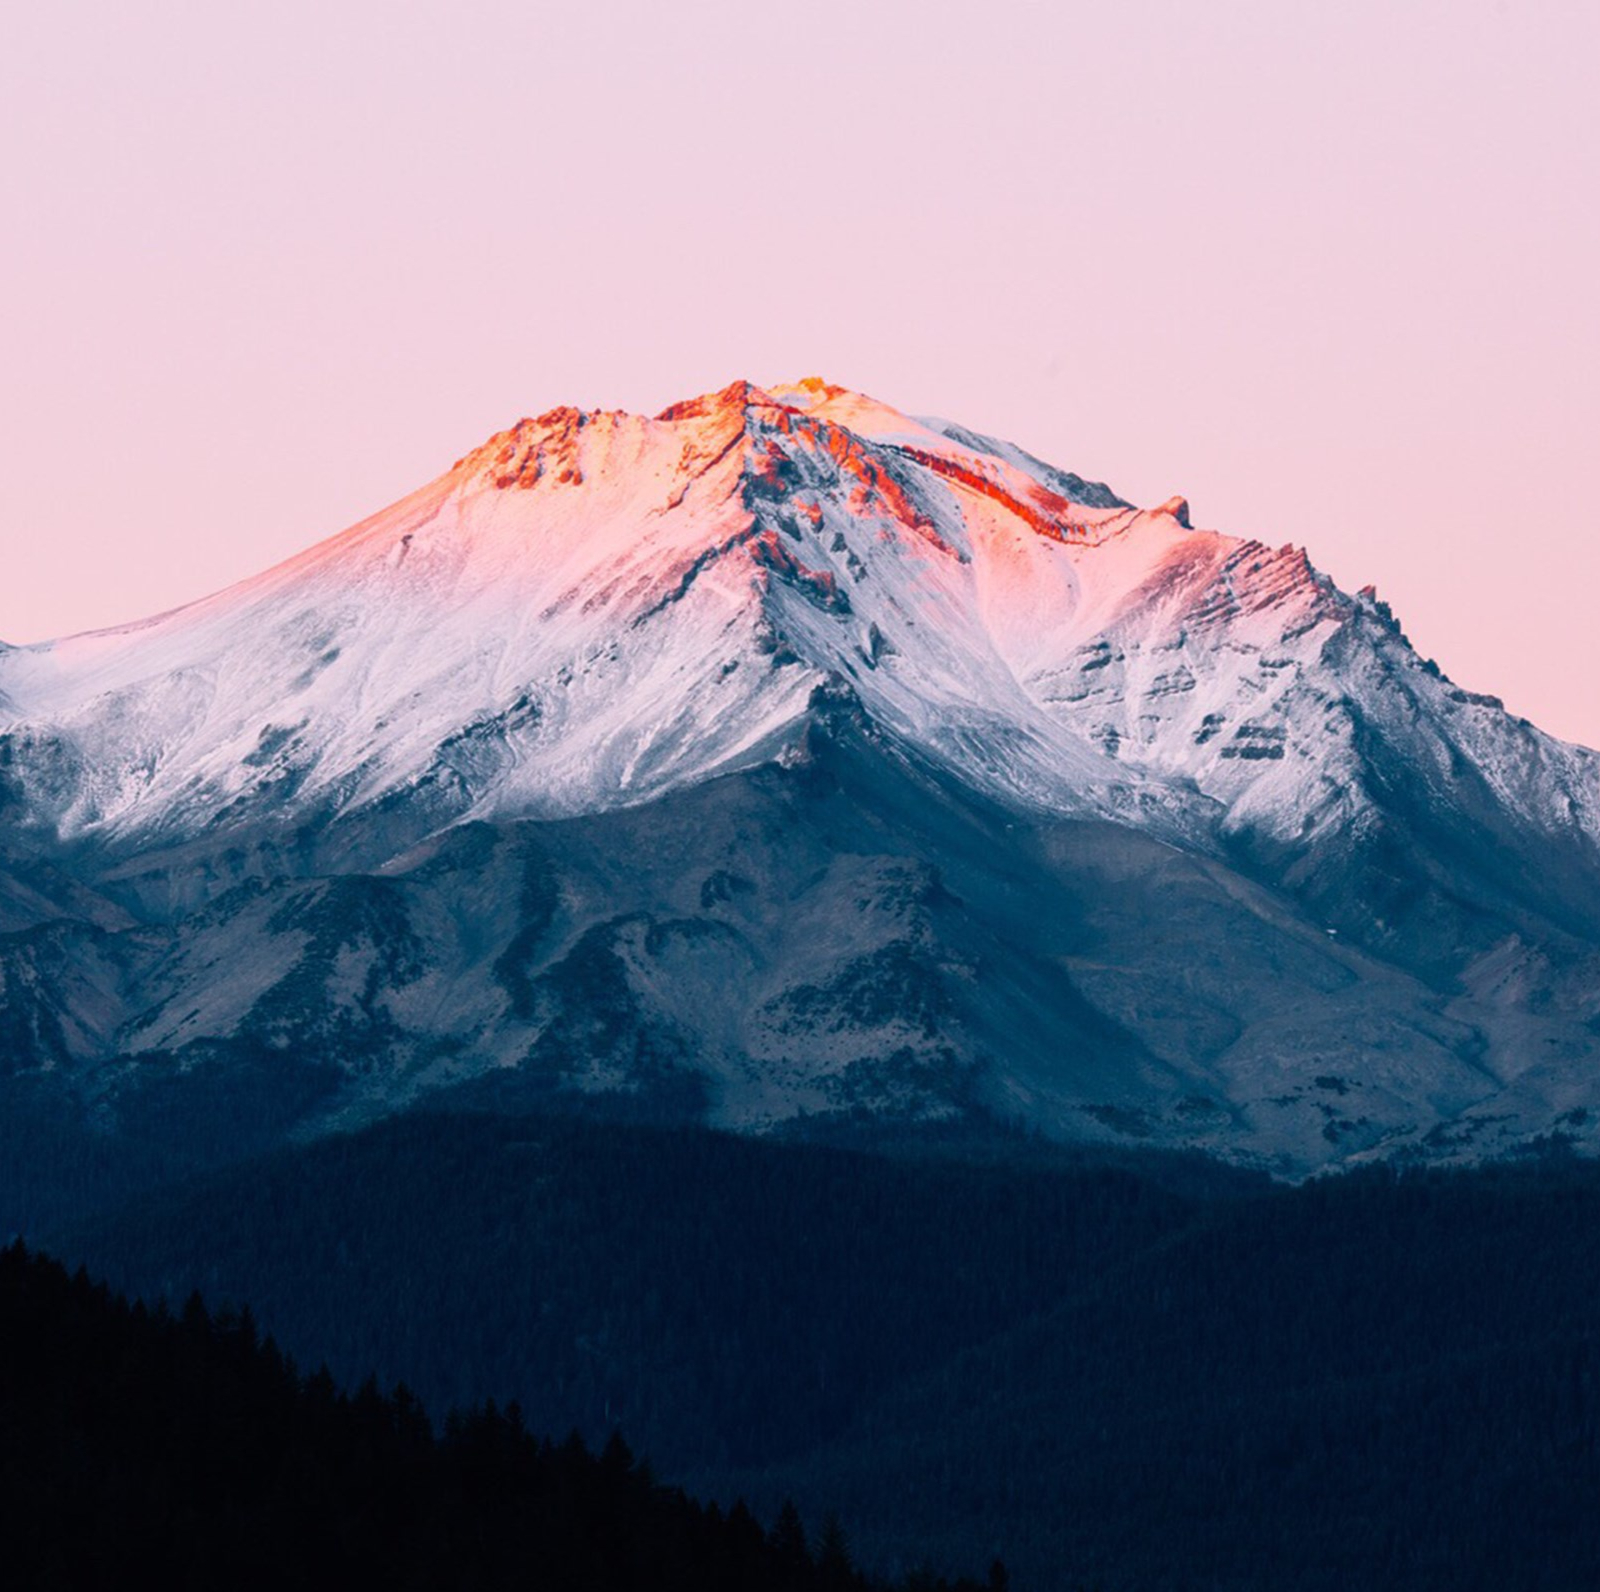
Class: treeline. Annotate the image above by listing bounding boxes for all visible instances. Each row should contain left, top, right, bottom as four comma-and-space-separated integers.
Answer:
772, 1151, 1600, 1591
47, 1111, 1195, 1477
0, 1240, 1008, 1592
43, 1113, 1600, 1591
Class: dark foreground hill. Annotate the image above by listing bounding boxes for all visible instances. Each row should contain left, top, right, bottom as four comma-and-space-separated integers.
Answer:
39, 1111, 1600, 1591
0, 1239, 1000, 1592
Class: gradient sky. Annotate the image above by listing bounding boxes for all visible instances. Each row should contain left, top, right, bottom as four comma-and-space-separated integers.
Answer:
4, 0, 1597, 745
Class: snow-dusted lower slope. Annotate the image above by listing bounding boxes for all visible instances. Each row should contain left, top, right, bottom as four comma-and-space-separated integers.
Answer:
1, 377, 1598, 1172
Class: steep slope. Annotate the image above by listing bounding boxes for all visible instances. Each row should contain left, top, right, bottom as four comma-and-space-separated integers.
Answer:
0, 377, 1597, 1171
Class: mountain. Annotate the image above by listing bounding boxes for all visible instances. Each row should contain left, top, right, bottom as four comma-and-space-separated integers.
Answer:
2, 377, 1598, 1176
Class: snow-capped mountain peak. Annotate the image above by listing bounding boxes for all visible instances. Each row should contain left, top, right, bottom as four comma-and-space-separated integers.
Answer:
0, 378, 1594, 866
2, 377, 1599, 1172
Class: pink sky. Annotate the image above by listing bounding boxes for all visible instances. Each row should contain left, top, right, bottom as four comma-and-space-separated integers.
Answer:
3, 1, 1597, 745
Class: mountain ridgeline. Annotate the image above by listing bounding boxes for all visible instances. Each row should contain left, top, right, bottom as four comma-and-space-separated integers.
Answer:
2, 377, 1597, 1171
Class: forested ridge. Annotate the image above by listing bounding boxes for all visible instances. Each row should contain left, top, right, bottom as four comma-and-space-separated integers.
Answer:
0, 1240, 1007, 1592
31, 1111, 1600, 1591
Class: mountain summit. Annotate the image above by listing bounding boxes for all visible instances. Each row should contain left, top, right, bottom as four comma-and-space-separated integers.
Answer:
2, 379, 1598, 1172
0, 377, 1174, 839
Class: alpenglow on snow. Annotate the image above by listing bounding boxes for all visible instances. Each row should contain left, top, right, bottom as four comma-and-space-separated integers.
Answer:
2, 377, 1598, 1173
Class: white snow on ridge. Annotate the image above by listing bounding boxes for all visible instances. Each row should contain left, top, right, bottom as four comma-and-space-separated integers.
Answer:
1, 377, 1596, 858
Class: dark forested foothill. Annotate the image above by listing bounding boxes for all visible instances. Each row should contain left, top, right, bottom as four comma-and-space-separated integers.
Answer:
32, 1111, 1600, 1592
0, 1241, 1002, 1592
